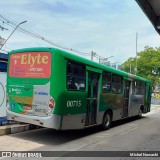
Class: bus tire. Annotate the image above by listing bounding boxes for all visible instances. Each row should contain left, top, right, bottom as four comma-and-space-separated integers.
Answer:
102, 111, 112, 130
138, 108, 143, 118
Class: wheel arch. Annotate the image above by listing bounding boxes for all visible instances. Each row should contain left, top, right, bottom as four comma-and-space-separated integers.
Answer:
101, 108, 113, 130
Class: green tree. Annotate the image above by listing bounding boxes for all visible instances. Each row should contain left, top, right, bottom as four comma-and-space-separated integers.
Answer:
123, 57, 136, 74
123, 46, 160, 85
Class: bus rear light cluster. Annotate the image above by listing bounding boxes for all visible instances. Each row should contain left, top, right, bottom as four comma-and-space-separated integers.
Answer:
50, 99, 54, 106
49, 104, 53, 109
47, 98, 55, 115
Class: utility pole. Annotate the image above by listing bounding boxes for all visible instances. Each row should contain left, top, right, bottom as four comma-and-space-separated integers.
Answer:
0, 20, 27, 50
135, 32, 138, 75
91, 51, 96, 61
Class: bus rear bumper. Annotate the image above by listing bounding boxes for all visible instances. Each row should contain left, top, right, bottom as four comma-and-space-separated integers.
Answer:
7, 110, 61, 130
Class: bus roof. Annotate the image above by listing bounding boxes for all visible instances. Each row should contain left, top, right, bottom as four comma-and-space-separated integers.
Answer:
9, 47, 151, 83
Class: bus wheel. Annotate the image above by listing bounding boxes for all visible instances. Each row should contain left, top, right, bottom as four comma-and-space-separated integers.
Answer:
102, 111, 112, 130
138, 108, 143, 118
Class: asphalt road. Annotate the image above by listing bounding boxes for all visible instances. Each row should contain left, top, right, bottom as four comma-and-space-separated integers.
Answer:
0, 105, 160, 160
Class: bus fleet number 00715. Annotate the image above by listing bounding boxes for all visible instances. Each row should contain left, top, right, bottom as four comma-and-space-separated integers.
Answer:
67, 100, 81, 107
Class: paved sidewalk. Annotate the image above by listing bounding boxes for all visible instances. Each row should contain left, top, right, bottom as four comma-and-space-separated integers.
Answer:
0, 121, 38, 136
151, 104, 160, 107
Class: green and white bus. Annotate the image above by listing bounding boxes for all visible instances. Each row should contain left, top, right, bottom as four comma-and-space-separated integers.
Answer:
6, 47, 151, 130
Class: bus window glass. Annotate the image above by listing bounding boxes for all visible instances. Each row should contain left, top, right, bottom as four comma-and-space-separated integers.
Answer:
132, 80, 145, 95
67, 61, 86, 91
102, 72, 111, 92
111, 74, 123, 93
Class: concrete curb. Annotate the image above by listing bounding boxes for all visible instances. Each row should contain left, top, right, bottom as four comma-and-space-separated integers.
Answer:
0, 124, 38, 136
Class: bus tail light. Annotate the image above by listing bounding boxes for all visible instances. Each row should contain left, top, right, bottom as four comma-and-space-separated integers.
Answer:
47, 97, 55, 115
50, 99, 54, 105
49, 98, 55, 109
49, 104, 53, 109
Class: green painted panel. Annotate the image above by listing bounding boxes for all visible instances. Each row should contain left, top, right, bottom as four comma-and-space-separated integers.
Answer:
86, 66, 102, 73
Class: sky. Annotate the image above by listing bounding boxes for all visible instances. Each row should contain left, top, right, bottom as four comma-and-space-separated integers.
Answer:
1, 0, 160, 64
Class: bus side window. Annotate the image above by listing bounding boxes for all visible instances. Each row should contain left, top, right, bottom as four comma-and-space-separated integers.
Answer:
132, 80, 145, 95
111, 74, 123, 94
102, 71, 111, 93
67, 61, 86, 91
68, 77, 77, 90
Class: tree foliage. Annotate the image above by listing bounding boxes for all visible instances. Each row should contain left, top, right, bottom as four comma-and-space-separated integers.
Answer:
122, 46, 160, 85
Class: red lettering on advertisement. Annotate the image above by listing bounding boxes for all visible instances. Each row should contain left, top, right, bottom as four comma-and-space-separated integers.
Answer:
9, 52, 51, 78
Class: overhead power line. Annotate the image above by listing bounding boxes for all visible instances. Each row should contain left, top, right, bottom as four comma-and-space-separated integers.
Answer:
0, 14, 90, 56
0, 14, 110, 60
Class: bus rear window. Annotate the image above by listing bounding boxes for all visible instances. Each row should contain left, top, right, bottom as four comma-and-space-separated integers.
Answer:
9, 52, 51, 78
